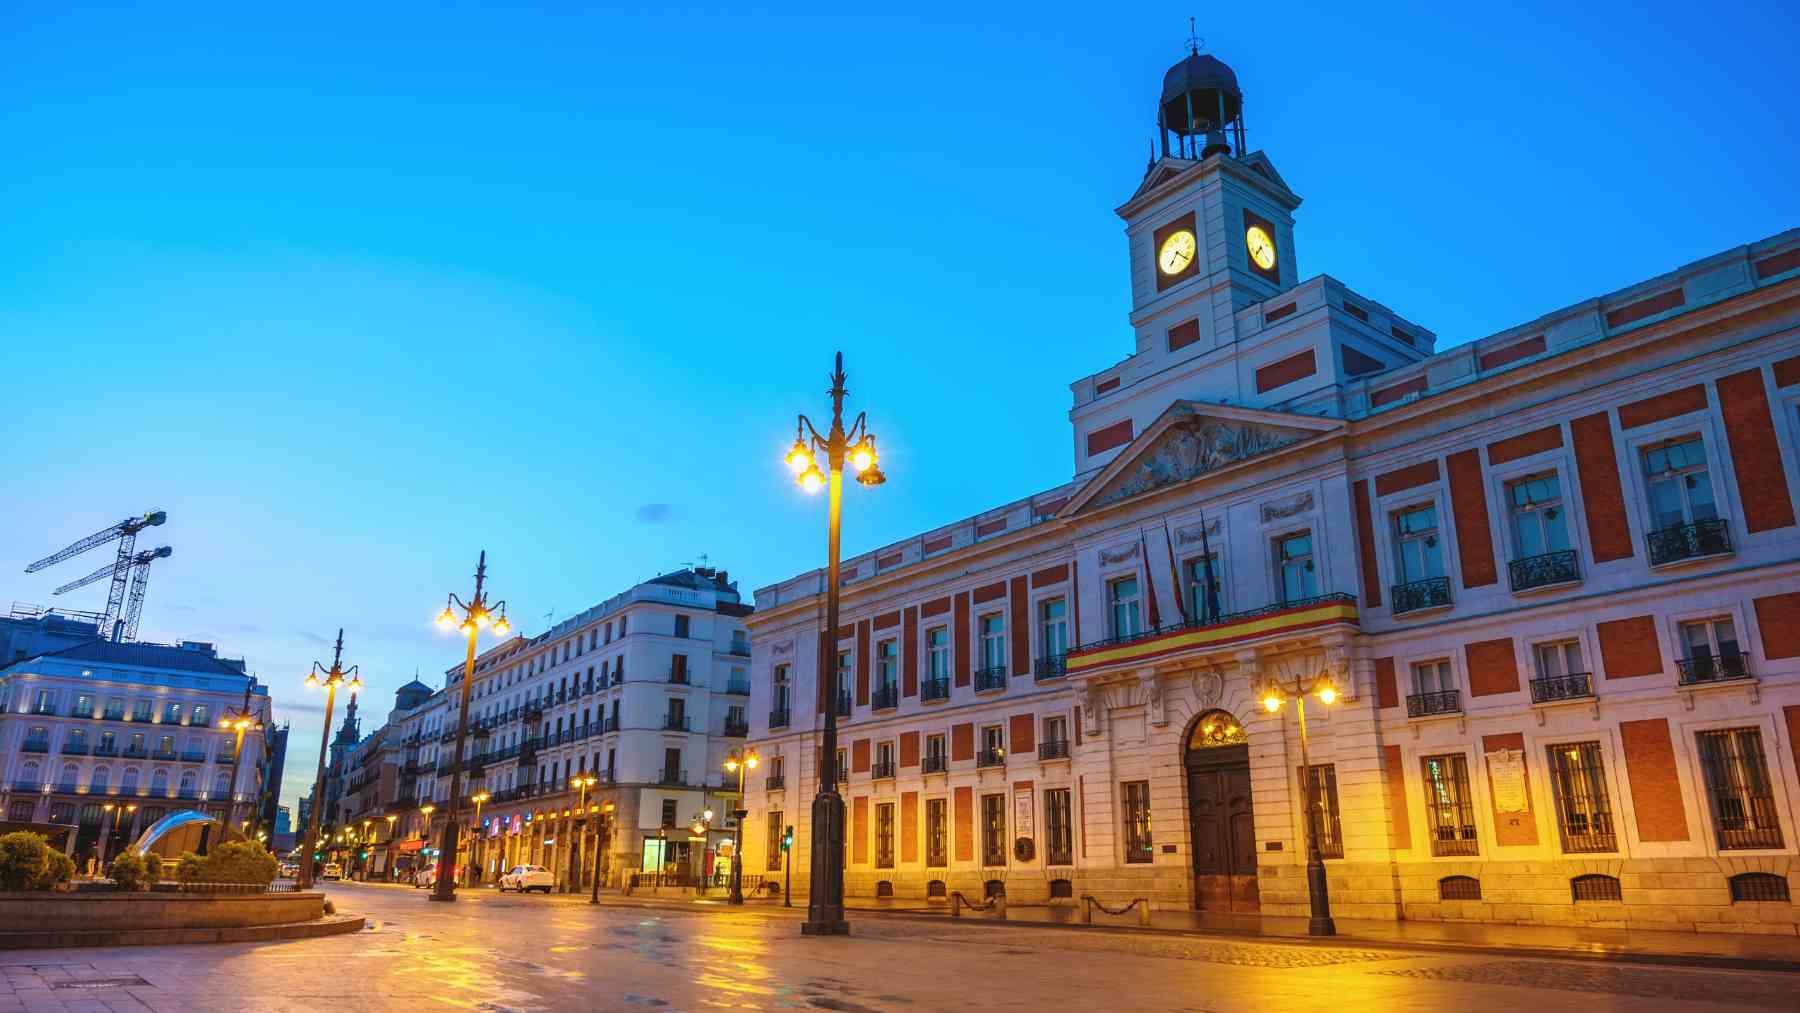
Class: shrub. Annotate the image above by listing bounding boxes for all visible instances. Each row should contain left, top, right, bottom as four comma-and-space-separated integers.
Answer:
0, 832, 52, 891
141, 852, 163, 883
203, 840, 279, 885
109, 852, 150, 892
176, 852, 206, 885
34, 849, 75, 891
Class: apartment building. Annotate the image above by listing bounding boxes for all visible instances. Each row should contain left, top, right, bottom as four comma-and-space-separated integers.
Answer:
742, 48, 1800, 933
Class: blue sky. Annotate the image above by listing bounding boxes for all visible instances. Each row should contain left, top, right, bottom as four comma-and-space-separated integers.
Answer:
4, 3, 1795, 811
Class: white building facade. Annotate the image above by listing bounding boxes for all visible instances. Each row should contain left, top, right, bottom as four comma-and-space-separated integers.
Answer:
743, 50, 1800, 933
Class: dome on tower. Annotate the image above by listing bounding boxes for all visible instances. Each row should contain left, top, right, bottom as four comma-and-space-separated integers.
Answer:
1159, 51, 1242, 135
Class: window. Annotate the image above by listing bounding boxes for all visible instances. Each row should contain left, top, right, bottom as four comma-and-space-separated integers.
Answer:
190, 704, 210, 726
1274, 532, 1316, 602
1038, 597, 1068, 668
1643, 436, 1718, 530
74, 694, 94, 718
924, 733, 947, 773
1045, 787, 1073, 865
1122, 781, 1153, 863
662, 747, 682, 783
7, 803, 32, 822
1420, 754, 1478, 856
925, 798, 948, 867
874, 741, 895, 777
835, 748, 847, 784
978, 725, 1005, 766
1530, 640, 1590, 702
1301, 764, 1344, 859
1041, 715, 1069, 759
1695, 728, 1783, 850
661, 798, 678, 827
926, 627, 949, 680
1679, 618, 1747, 683
836, 651, 852, 712
131, 700, 152, 723
979, 614, 1006, 672
1507, 473, 1569, 558
1393, 504, 1444, 583
772, 665, 791, 714
875, 803, 895, 869
766, 811, 785, 871
673, 614, 689, 638
1408, 660, 1458, 717
1546, 741, 1616, 853
981, 794, 1007, 866
1184, 554, 1223, 623
1107, 577, 1142, 638
874, 640, 898, 707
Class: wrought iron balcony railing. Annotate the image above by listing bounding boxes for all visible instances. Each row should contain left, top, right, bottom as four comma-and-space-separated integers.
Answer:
1677, 654, 1751, 686
1391, 576, 1453, 616
1406, 689, 1461, 718
728, 642, 751, 657
975, 748, 1006, 769
662, 715, 691, 732
723, 720, 749, 737
724, 680, 751, 696
921, 755, 948, 774
767, 708, 790, 729
921, 678, 951, 702
871, 759, 896, 779
973, 665, 1007, 692
1529, 672, 1592, 704
1647, 518, 1731, 566
1034, 655, 1067, 681
658, 769, 686, 786
21, 740, 49, 754
871, 685, 899, 711
835, 693, 853, 717
1038, 739, 1070, 760
1508, 549, 1580, 592
764, 774, 785, 790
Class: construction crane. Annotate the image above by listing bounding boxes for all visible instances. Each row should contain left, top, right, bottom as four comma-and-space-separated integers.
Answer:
51, 547, 171, 642
24, 510, 168, 641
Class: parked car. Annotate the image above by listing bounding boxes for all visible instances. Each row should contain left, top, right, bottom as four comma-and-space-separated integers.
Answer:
413, 864, 437, 888
498, 865, 554, 893
278, 862, 298, 879
320, 862, 343, 880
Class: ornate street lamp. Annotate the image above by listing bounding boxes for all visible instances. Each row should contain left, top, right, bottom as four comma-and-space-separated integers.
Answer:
722, 747, 759, 905
589, 800, 614, 905
784, 351, 885, 937
430, 551, 510, 902
299, 630, 362, 891
1259, 663, 1342, 936
467, 792, 490, 886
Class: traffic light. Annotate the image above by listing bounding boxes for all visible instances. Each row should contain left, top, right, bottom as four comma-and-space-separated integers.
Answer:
781, 825, 794, 851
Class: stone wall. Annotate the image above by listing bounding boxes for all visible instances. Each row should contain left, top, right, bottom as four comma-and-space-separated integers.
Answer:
0, 891, 324, 932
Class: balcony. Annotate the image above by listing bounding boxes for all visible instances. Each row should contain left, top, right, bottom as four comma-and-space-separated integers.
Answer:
658, 769, 686, 787
663, 715, 691, 732
102, 711, 126, 723
602, 715, 620, 733
180, 751, 208, 764
835, 693, 853, 718
1034, 655, 1067, 681
922, 755, 947, 774
729, 642, 751, 657
668, 666, 690, 685
1677, 654, 1752, 687
216, 750, 236, 764
871, 685, 899, 711
921, 678, 951, 702
1509, 549, 1580, 592
1529, 672, 1593, 704
31, 705, 57, 717
1067, 593, 1360, 676
60, 743, 90, 756
976, 748, 1006, 769
11, 780, 38, 792
871, 759, 896, 779
1038, 739, 1070, 761
723, 719, 749, 738
768, 708, 790, 729
1391, 576, 1452, 616
1406, 690, 1461, 718
1647, 518, 1731, 566
122, 746, 148, 759
724, 680, 751, 696
764, 773, 785, 791
21, 740, 48, 754
92, 744, 118, 758
973, 666, 1007, 692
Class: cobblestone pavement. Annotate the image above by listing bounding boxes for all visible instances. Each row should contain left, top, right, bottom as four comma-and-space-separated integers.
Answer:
0, 884, 1794, 1012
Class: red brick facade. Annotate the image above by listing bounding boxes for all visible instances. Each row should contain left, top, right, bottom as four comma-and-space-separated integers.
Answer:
1465, 638, 1520, 697
1597, 616, 1663, 679
1716, 367, 1797, 533
1619, 719, 1690, 842
1570, 412, 1635, 562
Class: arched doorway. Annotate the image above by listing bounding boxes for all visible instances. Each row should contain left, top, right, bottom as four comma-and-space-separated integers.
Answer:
1185, 709, 1258, 913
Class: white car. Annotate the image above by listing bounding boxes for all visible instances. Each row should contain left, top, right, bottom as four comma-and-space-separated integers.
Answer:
320, 863, 343, 881
498, 865, 555, 893
413, 864, 436, 889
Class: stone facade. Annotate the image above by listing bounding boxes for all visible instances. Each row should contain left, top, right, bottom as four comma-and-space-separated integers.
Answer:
742, 52, 1800, 933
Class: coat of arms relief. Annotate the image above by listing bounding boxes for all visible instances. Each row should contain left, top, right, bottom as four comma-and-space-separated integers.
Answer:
1097, 415, 1303, 506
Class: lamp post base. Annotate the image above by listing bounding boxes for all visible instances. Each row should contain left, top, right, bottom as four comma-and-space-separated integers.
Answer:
1307, 916, 1336, 936
426, 893, 458, 903
800, 919, 851, 936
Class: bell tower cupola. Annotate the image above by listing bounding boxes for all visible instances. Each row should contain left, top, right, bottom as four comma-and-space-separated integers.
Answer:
1159, 23, 1245, 161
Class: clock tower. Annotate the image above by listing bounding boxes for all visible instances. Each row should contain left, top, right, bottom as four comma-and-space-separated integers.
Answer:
1119, 44, 1302, 361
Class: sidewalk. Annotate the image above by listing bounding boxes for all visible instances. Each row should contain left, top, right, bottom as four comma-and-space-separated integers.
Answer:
325, 880, 1800, 973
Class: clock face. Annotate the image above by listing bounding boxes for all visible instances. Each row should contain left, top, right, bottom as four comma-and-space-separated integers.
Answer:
1245, 225, 1277, 272
1157, 229, 1197, 276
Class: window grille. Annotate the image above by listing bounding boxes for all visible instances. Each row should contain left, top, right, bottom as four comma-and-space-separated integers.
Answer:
927, 879, 946, 898
1438, 875, 1482, 901
1421, 754, 1479, 856
1049, 878, 1073, 899
1696, 728, 1784, 850
1301, 764, 1344, 858
1728, 873, 1791, 902
982, 794, 1007, 866
1546, 742, 1617, 853
1045, 788, 1074, 866
1571, 874, 1622, 902
875, 803, 895, 869
1122, 780, 1153, 863
925, 798, 948, 868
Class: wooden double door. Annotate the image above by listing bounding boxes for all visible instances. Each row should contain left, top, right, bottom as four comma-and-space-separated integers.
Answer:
1187, 743, 1259, 912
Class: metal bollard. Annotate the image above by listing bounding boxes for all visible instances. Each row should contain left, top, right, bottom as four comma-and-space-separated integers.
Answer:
950, 892, 962, 918
1081, 897, 1093, 924
1138, 899, 1151, 927
994, 894, 1006, 920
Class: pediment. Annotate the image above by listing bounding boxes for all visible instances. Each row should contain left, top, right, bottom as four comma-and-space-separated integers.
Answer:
1063, 401, 1341, 516
1128, 157, 1199, 202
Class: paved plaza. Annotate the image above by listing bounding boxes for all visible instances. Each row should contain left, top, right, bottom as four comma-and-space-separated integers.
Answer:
0, 885, 1796, 1012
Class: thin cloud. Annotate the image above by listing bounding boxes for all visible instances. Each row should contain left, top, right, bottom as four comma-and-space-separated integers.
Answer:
635, 503, 675, 524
